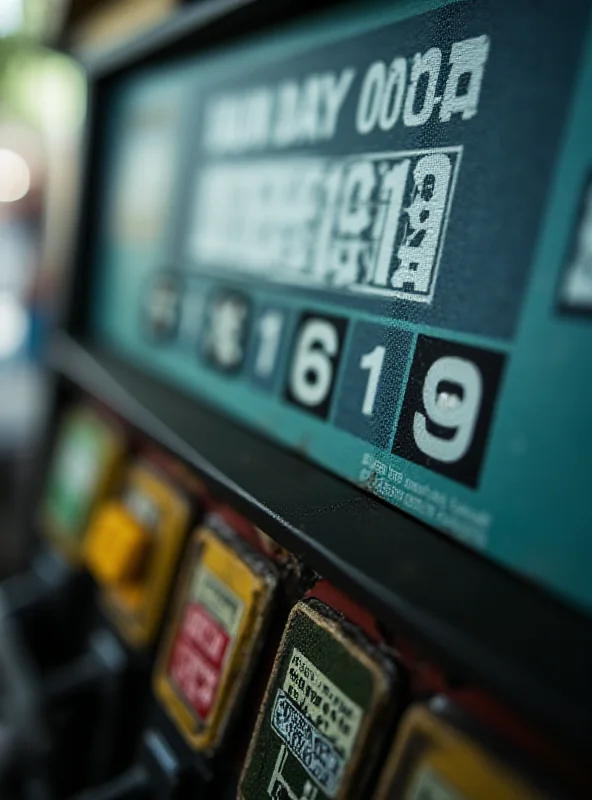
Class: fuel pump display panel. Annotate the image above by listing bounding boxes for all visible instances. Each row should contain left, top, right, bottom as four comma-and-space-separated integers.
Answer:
92, 0, 592, 613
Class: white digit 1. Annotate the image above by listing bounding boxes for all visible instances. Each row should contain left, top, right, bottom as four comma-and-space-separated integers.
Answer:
413, 356, 482, 463
209, 297, 246, 368
290, 319, 338, 407
360, 345, 386, 416
255, 311, 283, 377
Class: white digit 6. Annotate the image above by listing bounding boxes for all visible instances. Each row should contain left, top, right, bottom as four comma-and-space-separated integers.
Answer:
413, 356, 482, 463
289, 319, 338, 407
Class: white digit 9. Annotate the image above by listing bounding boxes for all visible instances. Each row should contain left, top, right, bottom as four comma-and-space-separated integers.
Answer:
413, 356, 482, 463
289, 319, 338, 407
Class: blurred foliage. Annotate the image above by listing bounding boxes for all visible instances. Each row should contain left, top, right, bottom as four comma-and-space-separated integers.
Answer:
0, 0, 86, 135
0, 38, 86, 136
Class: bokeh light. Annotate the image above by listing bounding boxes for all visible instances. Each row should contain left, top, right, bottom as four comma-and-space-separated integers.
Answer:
0, 148, 30, 202
0, 292, 29, 357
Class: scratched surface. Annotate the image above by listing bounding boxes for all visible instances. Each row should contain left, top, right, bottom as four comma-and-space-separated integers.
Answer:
91, 0, 592, 613
238, 599, 394, 800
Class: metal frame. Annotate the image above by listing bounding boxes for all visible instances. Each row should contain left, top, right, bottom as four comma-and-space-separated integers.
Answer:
40, 0, 592, 757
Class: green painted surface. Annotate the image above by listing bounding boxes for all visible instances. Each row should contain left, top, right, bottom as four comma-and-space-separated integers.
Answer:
91, 0, 592, 613
240, 600, 391, 799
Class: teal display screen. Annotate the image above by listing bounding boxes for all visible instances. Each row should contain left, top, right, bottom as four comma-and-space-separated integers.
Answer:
93, 0, 592, 612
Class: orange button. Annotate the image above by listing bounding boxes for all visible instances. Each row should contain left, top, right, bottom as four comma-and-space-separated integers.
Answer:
84, 500, 151, 586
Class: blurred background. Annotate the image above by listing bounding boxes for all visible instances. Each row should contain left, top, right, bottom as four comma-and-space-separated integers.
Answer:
0, 0, 180, 579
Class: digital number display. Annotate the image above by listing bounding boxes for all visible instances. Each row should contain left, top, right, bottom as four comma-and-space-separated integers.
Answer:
93, 0, 592, 612
189, 148, 460, 302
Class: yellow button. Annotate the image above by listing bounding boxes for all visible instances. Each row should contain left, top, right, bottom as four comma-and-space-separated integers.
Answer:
116, 584, 145, 612
84, 500, 151, 586
154, 522, 278, 754
374, 703, 550, 800
93, 462, 192, 649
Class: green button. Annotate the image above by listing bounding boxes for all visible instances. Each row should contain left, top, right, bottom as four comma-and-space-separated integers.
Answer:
43, 408, 120, 542
239, 598, 397, 800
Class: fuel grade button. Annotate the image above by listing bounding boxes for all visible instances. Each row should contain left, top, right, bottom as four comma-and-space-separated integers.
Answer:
41, 404, 125, 564
84, 459, 192, 648
374, 701, 554, 800
239, 598, 396, 800
154, 516, 278, 755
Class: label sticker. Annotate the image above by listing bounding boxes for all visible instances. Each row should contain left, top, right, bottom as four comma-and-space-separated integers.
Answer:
168, 565, 244, 718
155, 522, 277, 753
281, 648, 363, 758
239, 599, 395, 800
374, 704, 550, 800
271, 690, 346, 797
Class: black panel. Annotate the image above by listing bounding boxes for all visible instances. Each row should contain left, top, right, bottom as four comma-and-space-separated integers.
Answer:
49, 332, 592, 753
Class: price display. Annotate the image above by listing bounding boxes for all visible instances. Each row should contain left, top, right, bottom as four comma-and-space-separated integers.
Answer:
93, 0, 592, 613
